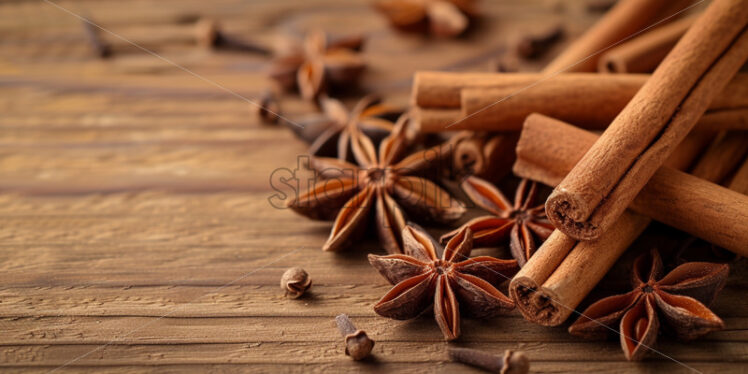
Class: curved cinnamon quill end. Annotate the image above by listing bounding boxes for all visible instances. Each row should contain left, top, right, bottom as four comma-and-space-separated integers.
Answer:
544, 190, 601, 241
598, 54, 627, 74
509, 276, 565, 327
453, 136, 485, 177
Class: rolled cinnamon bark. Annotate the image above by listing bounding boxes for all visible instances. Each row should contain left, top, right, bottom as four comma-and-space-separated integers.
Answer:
458, 74, 748, 130
510, 114, 747, 326
412, 73, 748, 132
516, 114, 748, 255
545, 0, 748, 241
412, 107, 462, 130
689, 132, 748, 185
452, 132, 518, 181
598, 16, 694, 73
412, 72, 538, 108
510, 212, 650, 326
728, 158, 748, 195
543, 0, 693, 73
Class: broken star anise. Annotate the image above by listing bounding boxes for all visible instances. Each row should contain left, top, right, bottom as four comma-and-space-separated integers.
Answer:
374, 0, 478, 37
569, 249, 729, 361
268, 30, 366, 101
292, 95, 402, 160
369, 225, 518, 340
440, 177, 554, 267
287, 115, 465, 253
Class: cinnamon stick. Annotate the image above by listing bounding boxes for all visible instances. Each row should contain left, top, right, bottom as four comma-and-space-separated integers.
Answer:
545, 0, 748, 241
457, 74, 748, 131
452, 132, 518, 181
412, 72, 748, 132
510, 212, 650, 326
728, 158, 748, 195
598, 16, 694, 73
516, 114, 748, 255
510, 114, 746, 326
412, 72, 538, 108
543, 0, 693, 73
689, 132, 748, 185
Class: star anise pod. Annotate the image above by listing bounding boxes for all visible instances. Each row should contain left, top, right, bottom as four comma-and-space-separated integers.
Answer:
267, 30, 366, 101
369, 225, 518, 340
440, 177, 554, 267
374, 0, 478, 38
287, 115, 465, 253
569, 249, 728, 361
291, 95, 402, 160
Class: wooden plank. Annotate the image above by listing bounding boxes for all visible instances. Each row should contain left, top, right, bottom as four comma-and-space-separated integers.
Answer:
0, 284, 744, 318
1, 316, 746, 345
0, 341, 744, 366
0, 362, 743, 374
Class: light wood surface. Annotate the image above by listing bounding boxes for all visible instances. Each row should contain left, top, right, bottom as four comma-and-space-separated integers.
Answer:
0, 0, 743, 372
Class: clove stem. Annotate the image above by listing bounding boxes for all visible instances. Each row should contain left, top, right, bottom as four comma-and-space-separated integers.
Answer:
448, 347, 529, 374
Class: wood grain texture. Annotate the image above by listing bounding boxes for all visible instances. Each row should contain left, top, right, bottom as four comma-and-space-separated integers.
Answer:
0, 0, 743, 372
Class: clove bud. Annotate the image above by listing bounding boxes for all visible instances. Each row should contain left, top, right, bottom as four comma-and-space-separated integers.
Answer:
195, 18, 271, 55
448, 347, 529, 374
280, 267, 311, 298
81, 19, 112, 59
254, 89, 281, 125
516, 26, 564, 59
335, 314, 374, 360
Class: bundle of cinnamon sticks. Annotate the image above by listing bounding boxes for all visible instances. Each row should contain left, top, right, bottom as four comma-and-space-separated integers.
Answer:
410, 0, 748, 329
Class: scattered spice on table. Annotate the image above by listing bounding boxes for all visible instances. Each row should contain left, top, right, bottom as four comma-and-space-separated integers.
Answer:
374, 0, 478, 37
369, 225, 518, 340
441, 177, 554, 267
569, 249, 728, 361
267, 30, 366, 101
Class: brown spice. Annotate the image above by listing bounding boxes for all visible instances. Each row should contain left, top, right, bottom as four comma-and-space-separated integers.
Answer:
254, 90, 281, 125
448, 347, 530, 374
509, 114, 747, 327
334, 314, 374, 360
369, 225, 517, 340
195, 18, 271, 54
297, 95, 401, 160
569, 249, 728, 361
268, 30, 366, 101
546, 0, 748, 241
441, 177, 554, 267
598, 16, 694, 73
543, 0, 693, 73
280, 267, 311, 298
81, 19, 112, 59
516, 25, 564, 59
411, 72, 748, 132
287, 116, 465, 253
374, 0, 478, 37
515, 114, 748, 257
451, 132, 517, 182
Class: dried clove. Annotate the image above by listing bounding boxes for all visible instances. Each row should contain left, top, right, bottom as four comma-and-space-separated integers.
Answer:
335, 314, 374, 360
516, 26, 564, 59
280, 267, 311, 298
254, 90, 281, 125
448, 347, 529, 374
195, 18, 271, 55
81, 19, 112, 59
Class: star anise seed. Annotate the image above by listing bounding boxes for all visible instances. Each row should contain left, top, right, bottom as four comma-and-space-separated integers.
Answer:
287, 115, 465, 253
441, 177, 554, 267
291, 95, 402, 161
369, 225, 518, 340
569, 249, 728, 361
268, 30, 366, 101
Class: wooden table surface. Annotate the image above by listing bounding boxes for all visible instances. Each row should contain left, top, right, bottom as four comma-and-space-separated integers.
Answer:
0, 0, 745, 372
